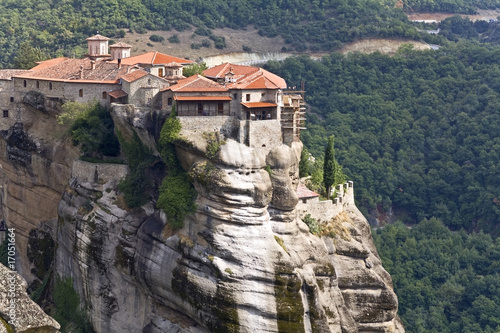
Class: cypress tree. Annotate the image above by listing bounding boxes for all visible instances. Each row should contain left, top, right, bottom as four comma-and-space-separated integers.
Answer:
323, 135, 336, 197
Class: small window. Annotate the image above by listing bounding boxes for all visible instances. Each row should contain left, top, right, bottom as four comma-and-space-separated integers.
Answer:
246, 94, 250, 102
23, 80, 27, 88
148, 79, 151, 85
218, 103, 223, 112
36, 81, 39, 89
198, 103, 203, 111
79, 89, 83, 97
9, 97, 14, 103
158, 68, 164, 77
233, 93, 237, 99
49, 82, 53, 90
3, 110, 8, 118
167, 97, 173, 106
102, 92, 107, 99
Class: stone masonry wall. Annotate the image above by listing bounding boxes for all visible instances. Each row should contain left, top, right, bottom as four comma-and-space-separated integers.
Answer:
179, 116, 240, 141
297, 181, 355, 223
248, 119, 282, 148
72, 160, 129, 183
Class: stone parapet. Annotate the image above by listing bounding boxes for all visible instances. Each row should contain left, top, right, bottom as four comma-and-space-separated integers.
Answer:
72, 160, 128, 183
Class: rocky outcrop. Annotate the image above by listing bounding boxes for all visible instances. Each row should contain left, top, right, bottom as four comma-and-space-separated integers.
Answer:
0, 263, 60, 332
55, 115, 404, 332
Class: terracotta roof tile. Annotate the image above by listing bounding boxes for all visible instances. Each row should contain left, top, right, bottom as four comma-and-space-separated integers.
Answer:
175, 96, 232, 101
297, 183, 320, 199
109, 89, 128, 98
167, 75, 228, 92
87, 34, 110, 41
203, 63, 287, 90
31, 57, 68, 71
121, 70, 148, 82
110, 42, 132, 48
0, 69, 32, 80
14, 58, 134, 83
241, 102, 277, 108
110, 51, 193, 66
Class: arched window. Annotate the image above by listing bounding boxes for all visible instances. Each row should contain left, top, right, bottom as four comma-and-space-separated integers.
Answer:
23, 80, 26, 87
49, 82, 53, 90
79, 89, 83, 97
36, 81, 39, 89
167, 97, 172, 106
148, 79, 151, 85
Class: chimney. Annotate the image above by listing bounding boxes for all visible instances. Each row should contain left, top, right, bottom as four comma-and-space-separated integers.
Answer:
79, 65, 84, 79
91, 60, 96, 70
118, 58, 122, 69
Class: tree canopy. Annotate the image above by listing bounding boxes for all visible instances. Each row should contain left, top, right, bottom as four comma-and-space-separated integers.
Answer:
265, 42, 500, 236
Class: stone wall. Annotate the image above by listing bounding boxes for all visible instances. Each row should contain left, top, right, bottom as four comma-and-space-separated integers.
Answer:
179, 116, 240, 141
248, 119, 282, 148
297, 181, 355, 223
72, 160, 129, 183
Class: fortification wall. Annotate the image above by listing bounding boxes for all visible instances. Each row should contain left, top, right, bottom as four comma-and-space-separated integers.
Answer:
297, 181, 355, 223
248, 119, 282, 148
72, 160, 129, 183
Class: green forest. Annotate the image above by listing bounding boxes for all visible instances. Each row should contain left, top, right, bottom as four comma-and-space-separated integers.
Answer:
265, 41, 500, 332
0, 0, 432, 68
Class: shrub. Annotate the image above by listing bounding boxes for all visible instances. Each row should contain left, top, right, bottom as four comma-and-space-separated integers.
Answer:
242, 45, 252, 52
149, 34, 164, 42
63, 102, 120, 158
157, 108, 197, 229
168, 35, 180, 43
303, 214, 321, 235
117, 130, 156, 208
52, 276, 93, 332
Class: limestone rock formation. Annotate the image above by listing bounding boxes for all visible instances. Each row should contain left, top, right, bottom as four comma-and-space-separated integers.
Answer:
0, 263, 60, 332
54, 114, 404, 332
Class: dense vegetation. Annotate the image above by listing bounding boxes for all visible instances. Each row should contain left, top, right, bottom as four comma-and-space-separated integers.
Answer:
404, 0, 500, 13
52, 276, 93, 332
266, 42, 500, 236
157, 109, 197, 229
59, 102, 120, 159
0, 0, 432, 68
374, 218, 500, 333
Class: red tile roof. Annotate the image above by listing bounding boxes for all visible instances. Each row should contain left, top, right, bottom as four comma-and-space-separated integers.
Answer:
120, 70, 148, 82
109, 51, 193, 66
109, 90, 128, 98
110, 42, 132, 48
175, 96, 232, 101
166, 75, 228, 93
241, 102, 277, 108
87, 34, 110, 41
297, 183, 320, 199
203, 63, 287, 90
14, 58, 134, 83
0, 69, 32, 80
31, 57, 68, 71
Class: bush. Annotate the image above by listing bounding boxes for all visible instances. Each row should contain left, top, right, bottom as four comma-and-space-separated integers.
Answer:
117, 131, 156, 208
157, 109, 197, 229
52, 276, 93, 333
201, 39, 211, 48
242, 45, 252, 52
63, 102, 120, 158
190, 43, 201, 49
149, 34, 164, 42
168, 35, 180, 43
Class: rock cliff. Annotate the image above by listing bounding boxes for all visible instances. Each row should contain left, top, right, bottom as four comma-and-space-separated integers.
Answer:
0, 263, 60, 332
0, 103, 404, 332
54, 110, 404, 332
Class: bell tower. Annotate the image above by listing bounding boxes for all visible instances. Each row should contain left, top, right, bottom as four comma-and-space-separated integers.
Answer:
86, 33, 110, 60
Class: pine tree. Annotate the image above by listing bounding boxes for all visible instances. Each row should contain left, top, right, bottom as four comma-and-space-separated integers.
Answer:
13, 42, 46, 69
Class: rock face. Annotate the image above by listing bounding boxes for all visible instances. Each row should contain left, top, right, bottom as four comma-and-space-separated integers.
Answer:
55, 117, 404, 332
0, 101, 403, 332
0, 263, 60, 332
